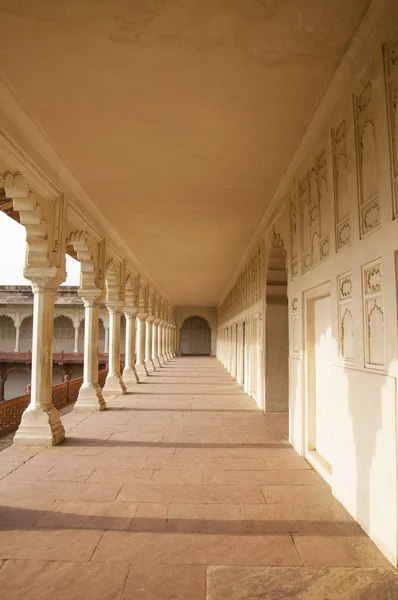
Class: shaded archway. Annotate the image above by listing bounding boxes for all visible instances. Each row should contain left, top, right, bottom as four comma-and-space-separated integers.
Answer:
53, 315, 75, 353
19, 315, 33, 352
0, 315, 16, 352
180, 316, 211, 356
265, 237, 288, 412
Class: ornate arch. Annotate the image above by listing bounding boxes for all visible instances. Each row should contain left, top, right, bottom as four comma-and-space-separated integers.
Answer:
105, 258, 122, 304
66, 230, 96, 289
0, 313, 18, 328
176, 308, 217, 331
125, 272, 138, 310
0, 171, 50, 266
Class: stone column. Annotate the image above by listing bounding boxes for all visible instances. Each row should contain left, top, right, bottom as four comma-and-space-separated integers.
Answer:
164, 323, 171, 360
123, 310, 139, 384
103, 304, 127, 395
74, 293, 106, 411
158, 320, 165, 365
104, 326, 109, 353
135, 314, 149, 377
14, 325, 21, 353
14, 274, 65, 446
152, 318, 162, 368
73, 322, 79, 353
145, 315, 155, 373
171, 326, 176, 357
0, 371, 6, 402
176, 326, 181, 356
211, 328, 217, 357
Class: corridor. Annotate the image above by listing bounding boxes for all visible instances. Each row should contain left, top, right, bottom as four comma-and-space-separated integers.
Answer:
0, 357, 396, 599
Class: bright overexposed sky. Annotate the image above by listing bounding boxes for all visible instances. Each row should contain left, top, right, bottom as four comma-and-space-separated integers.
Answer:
0, 212, 80, 285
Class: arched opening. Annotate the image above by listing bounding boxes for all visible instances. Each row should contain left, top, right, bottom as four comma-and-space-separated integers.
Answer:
19, 315, 33, 352
180, 316, 211, 356
265, 237, 288, 412
0, 315, 16, 352
53, 315, 75, 353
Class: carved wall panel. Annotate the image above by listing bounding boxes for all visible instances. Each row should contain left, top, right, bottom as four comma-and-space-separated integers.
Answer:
384, 38, 398, 218
363, 259, 384, 369
299, 148, 330, 273
332, 120, 351, 249
290, 294, 300, 357
289, 184, 299, 278
338, 271, 354, 363
218, 241, 264, 325
354, 78, 380, 237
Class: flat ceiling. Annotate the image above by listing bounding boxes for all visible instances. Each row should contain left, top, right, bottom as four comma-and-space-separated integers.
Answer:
0, 0, 370, 306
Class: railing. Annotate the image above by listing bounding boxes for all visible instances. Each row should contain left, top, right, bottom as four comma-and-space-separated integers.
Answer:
0, 367, 109, 437
0, 351, 113, 364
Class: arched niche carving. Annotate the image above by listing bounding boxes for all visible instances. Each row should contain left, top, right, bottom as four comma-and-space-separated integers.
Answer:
105, 257, 122, 304
0, 171, 51, 268
125, 273, 138, 311
66, 230, 97, 290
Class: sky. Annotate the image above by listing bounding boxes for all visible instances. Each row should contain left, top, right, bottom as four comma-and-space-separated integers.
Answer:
0, 212, 80, 285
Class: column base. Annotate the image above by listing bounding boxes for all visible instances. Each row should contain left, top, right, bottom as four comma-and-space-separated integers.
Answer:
145, 359, 155, 373
103, 373, 127, 395
123, 366, 140, 384
135, 362, 149, 377
14, 406, 65, 446
74, 383, 106, 411
154, 356, 162, 368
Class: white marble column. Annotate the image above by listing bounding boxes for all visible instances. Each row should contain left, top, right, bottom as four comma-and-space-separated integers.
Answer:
104, 326, 109, 353
171, 326, 176, 357
152, 318, 162, 368
176, 326, 181, 356
164, 323, 171, 360
135, 314, 149, 377
145, 315, 155, 372
14, 324, 21, 353
160, 322, 167, 363
14, 274, 65, 446
158, 320, 165, 365
211, 328, 217, 357
74, 294, 106, 411
73, 323, 79, 353
103, 304, 127, 395
123, 310, 139, 384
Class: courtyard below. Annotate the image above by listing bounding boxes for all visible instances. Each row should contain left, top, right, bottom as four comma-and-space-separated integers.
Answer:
0, 357, 396, 599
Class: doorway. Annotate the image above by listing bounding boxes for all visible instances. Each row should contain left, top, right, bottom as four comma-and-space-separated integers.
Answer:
180, 316, 211, 355
265, 238, 288, 412
306, 286, 333, 474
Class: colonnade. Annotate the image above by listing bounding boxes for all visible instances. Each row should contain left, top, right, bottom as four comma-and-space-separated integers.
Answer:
10, 267, 177, 446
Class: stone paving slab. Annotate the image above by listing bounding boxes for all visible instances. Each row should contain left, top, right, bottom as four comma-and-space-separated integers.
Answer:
0, 357, 393, 599
207, 566, 398, 599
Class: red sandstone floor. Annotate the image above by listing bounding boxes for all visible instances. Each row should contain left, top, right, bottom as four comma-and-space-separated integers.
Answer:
0, 357, 396, 599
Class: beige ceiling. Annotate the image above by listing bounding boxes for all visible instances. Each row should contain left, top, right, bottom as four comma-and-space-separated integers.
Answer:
0, 0, 370, 306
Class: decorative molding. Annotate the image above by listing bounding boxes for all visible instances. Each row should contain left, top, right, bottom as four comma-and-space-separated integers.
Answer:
290, 294, 300, 357
332, 119, 351, 250
354, 77, 380, 238
299, 147, 331, 274
338, 271, 354, 364
362, 259, 384, 369
383, 37, 398, 219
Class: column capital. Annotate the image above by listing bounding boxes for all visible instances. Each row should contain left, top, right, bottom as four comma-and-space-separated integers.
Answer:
26, 267, 64, 293
124, 307, 138, 318
146, 314, 155, 323
79, 288, 104, 307
153, 318, 161, 325
106, 302, 124, 314
137, 312, 148, 320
